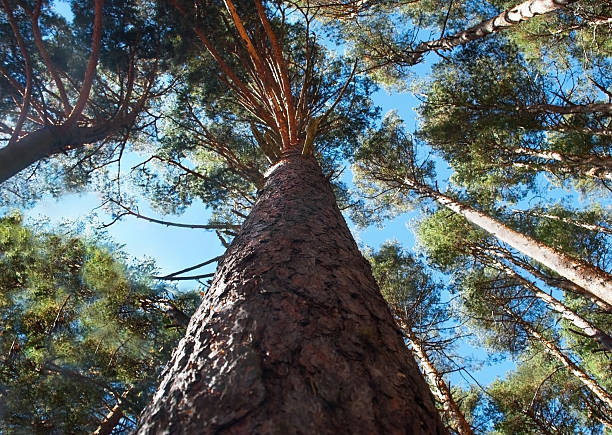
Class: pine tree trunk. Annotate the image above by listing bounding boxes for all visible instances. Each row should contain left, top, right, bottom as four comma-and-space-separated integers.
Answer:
512, 148, 612, 181
136, 151, 446, 434
511, 210, 612, 236
407, 180, 612, 307
483, 252, 612, 352
0, 119, 131, 184
406, 0, 576, 62
93, 403, 124, 435
495, 249, 612, 312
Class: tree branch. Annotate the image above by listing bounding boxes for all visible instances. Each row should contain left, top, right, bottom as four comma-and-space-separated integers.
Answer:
65, 0, 104, 125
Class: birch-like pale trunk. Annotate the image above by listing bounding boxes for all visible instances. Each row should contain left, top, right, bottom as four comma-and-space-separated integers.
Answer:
482, 251, 612, 352
512, 147, 612, 181
405, 0, 577, 62
499, 304, 612, 410
405, 179, 612, 307
512, 210, 612, 236
517, 102, 612, 114
496, 247, 612, 312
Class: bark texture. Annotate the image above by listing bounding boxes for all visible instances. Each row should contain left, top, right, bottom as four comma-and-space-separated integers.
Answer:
136, 151, 445, 434
405, 0, 577, 63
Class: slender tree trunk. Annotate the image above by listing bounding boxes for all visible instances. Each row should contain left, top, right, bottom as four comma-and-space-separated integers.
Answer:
517, 102, 612, 114
511, 209, 612, 236
93, 403, 124, 435
512, 147, 612, 181
548, 124, 612, 137
492, 245, 612, 312
406, 0, 577, 62
406, 179, 612, 307
137, 151, 446, 434
499, 304, 612, 410
524, 408, 556, 435
402, 326, 474, 435
482, 251, 612, 352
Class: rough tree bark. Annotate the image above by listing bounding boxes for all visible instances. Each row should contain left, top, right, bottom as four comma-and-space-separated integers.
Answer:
136, 151, 446, 434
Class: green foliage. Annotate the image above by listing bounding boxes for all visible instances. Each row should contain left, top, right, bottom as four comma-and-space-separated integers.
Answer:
511, 205, 612, 271
0, 212, 198, 433
0, 0, 164, 207
351, 111, 436, 226
2, 0, 611, 432
367, 241, 441, 326
125, 7, 379, 225
416, 209, 486, 270
416, 37, 612, 201
486, 351, 607, 434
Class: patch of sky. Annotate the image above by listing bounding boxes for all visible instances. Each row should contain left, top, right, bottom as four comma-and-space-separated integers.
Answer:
24, 189, 224, 292
51, 0, 74, 22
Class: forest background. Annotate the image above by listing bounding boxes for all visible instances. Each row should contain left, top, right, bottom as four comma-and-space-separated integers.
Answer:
1, 0, 611, 433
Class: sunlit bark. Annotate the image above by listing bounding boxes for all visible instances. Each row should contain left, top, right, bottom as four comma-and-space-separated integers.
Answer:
405, 0, 577, 63
405, 179, 612, 307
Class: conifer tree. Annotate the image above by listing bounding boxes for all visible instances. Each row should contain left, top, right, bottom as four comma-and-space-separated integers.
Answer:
0, 0, 162, 204
0, 212, 199, 433
133, 1, 445, 431
368, 242, 475, 435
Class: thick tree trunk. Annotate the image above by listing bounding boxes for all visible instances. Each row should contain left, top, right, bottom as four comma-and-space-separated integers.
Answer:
406, 0, 576, 63
406, 180, 612, 307
136, 151, 446, 434
0, 124, 113, 184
